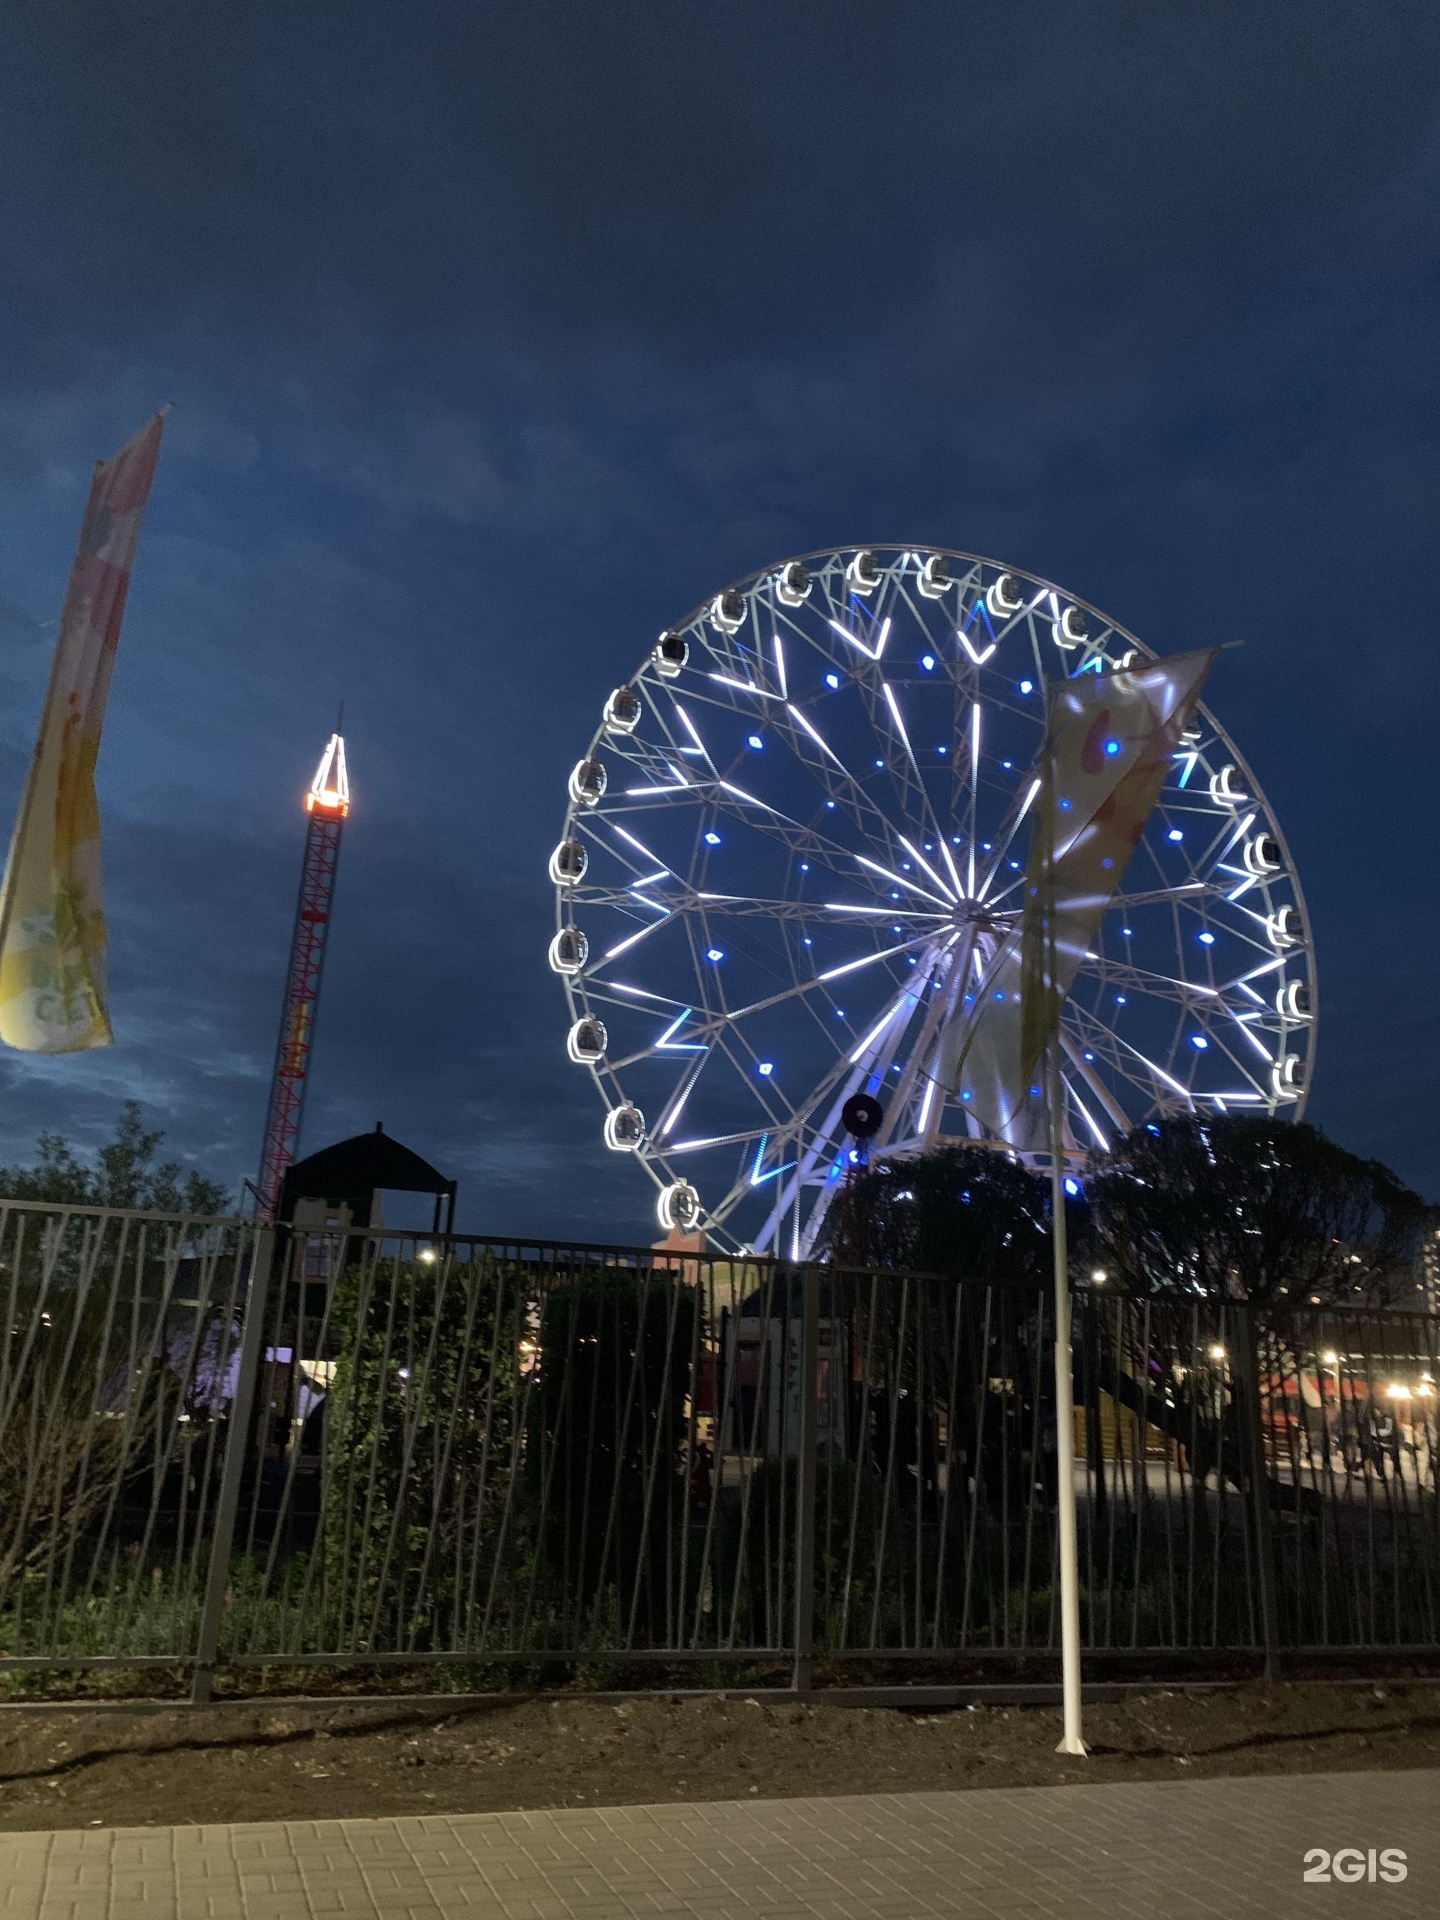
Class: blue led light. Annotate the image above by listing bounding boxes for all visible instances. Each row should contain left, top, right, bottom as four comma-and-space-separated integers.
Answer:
937, 744, 948, 754
757, 1061, 774, 1077
1083, 1050, 1095, 1061
1059, 797, 1072, 810
826, 799, 836, 809
1030, 1085, 1041, 1098
1191, 1034, 1208, 1049
834, 1007, 845, 1017
994, 990, 1006, 1002
1001, 759, 1013, 770
1019, 679, 1034, 694
705, 830, 721, 845
1121, 926, 1133, 937
1198, 930, 1215, 945
961, 1089, 972, 1101
874, 757, 884, 768
1104, 738, 1121, 756
1168, 828, 1184, 842
707, 948, 724, 962
1147, 1123, 1161, 1135
921, 654, 936, 671
825, 673, 840, 689
802, 936, 812, 945
747, 734, 763, 750
1063, 1176, 1081, 1197
799, 861, 809, 871
1116, 994, 1127, 1005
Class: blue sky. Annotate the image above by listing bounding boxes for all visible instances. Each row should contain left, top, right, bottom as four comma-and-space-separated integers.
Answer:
0, 1, 1436, 1230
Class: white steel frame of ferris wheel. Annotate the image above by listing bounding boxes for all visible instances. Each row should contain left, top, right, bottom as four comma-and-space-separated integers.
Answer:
560, 548, 1316, 1256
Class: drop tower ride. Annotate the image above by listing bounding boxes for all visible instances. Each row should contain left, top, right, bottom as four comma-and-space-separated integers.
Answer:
254, 732, 349, 1217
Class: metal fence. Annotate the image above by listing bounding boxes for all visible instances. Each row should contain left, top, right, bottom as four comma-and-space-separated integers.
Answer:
2, 1198, 1437, 1698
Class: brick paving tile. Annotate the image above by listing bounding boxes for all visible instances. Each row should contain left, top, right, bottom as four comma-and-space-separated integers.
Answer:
2, 1773, 1436, 1920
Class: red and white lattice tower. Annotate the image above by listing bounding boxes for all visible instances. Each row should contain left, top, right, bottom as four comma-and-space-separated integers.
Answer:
255, 733, 350, 1217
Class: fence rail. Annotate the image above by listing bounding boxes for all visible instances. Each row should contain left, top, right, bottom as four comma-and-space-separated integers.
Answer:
2, 1200, 1437, 1697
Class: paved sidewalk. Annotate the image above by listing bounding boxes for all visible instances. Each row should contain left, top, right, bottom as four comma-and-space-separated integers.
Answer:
1, 1771, 1434, 1920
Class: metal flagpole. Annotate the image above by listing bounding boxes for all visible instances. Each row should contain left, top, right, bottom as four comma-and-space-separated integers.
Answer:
1036, 695, 1085, 1756
1048, 1030, 1086, 1755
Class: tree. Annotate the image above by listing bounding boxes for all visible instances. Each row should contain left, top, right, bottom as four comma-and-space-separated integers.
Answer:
826, 1146, 1069, 1602
0, 1102, 230, 1215
529, 1266, 698, 1646
837, 1142, 1055, 1279
1086, 1115, 1433, 1307
322, 1248, 523, 1651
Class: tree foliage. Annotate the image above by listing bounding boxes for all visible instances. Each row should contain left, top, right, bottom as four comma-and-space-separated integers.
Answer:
836, 1143, 1054, 1279
0, 1103, 229, 1215
322, 1249, 522, 1650
1085, 1115, 1433, 1306
529, 1267, 698, 1642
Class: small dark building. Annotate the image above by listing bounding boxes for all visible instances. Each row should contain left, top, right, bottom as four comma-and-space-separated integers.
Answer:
278, 1122, 457, 1233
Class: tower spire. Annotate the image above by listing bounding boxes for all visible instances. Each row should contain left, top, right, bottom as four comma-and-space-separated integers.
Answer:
255, 728, 350, 1216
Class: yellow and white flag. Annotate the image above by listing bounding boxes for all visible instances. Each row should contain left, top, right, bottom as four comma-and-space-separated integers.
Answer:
0, 414, 165, 1051
938, 650, 1216, 1148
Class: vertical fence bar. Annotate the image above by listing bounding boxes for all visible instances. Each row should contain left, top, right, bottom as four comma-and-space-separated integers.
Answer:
191, 1226, 275, 1706
790, 1263, 820, 1692
1235, 1303, 1279, 1678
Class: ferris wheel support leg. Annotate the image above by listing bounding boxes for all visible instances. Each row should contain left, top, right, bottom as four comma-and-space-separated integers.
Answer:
1049, 1033, 1088, 1758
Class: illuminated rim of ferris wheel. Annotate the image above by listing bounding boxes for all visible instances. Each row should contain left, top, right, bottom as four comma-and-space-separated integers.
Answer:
548, 547, 1317, 1257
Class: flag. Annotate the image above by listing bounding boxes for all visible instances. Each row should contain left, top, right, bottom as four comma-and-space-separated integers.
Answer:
0, 414, 165, 1051
937, 650, 1216, 1148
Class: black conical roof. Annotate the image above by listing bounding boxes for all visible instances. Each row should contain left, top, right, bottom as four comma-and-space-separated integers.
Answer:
279, 1122, 456, 1219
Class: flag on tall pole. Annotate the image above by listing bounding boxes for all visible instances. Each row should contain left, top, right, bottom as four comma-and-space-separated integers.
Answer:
937, 649, 1218, 1147
0, 413, 165, 1052
1019, 649, 1218, 1089
1024, 647, 1217, 1760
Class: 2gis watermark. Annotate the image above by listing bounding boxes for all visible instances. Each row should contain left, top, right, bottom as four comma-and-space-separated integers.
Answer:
1303, 1848, 1408, 1885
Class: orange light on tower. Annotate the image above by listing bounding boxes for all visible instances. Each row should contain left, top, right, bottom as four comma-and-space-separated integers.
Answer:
255, 730, 350, 1216
306, 733, 350, 816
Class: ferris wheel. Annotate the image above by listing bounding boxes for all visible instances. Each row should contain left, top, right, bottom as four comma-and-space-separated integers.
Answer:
549, 547, 1317, 1256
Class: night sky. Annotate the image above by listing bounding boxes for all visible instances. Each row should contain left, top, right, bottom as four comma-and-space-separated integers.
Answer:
0, 2, 1435, 1234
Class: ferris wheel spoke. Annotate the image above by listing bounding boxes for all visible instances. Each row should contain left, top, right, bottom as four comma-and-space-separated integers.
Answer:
587, 980, 691, 1014
1076, 956, 1227, 1008
1057, 1029, 1134, 1137
671, 764, 916, 888
1107, 881, 1215, 912
650, 1048, 714, 1143
769, 697, 942, 866
1061, 1002, 1191, 1115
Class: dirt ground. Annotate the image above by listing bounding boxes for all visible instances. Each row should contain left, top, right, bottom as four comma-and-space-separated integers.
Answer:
0, 1682, 1438, 1831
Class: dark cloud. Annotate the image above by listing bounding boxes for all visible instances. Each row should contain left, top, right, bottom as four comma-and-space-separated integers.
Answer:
0, 1, 1434, 1212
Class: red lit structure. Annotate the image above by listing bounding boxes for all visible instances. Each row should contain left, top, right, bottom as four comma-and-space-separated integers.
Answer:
255, 733, 350, 1218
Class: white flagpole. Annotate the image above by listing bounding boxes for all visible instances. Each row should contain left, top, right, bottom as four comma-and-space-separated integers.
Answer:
1037, 697, 1087, 1759
1049, 1026, 1087, 1755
